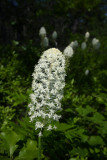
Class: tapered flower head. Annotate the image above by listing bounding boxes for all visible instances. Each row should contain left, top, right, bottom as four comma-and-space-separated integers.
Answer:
85, 69, 89, 76
92, 38, 100, 49
52, 31, 57, 41
85, 32, 90, 40
41, 36, 49, 48
63, 46, 74, 57
28, 48, 66, 131
69, 40, 78, 49
74, 40, 78, 48
81, 42, 87, 50
39, 27, 46, 39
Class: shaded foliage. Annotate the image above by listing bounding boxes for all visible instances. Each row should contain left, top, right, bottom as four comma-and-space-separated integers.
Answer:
0, 0, 107, 160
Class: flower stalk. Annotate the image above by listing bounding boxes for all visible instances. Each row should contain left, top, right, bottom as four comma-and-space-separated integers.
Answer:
38, 133, 41, 160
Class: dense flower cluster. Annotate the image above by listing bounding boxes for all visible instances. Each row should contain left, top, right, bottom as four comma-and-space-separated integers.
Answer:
28, 48, 66, 131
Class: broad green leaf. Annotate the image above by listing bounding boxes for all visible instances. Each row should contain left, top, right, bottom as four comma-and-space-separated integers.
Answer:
57, 123, 72, 131
88, 136, 104, 146
1, 131, 22, 157
81, 135, 88, 143
89, 112, 104, 124
15, 139, 38, 160
95, 148, 100, 153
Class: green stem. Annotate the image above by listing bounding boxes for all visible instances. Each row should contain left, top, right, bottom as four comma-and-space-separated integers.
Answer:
38, 134, 41, 160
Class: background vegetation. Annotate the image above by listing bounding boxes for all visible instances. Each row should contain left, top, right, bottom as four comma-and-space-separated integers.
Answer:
0, 0, 107, 159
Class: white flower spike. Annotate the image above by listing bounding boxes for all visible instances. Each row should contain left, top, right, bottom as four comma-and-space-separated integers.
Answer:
28, 48, 66, 131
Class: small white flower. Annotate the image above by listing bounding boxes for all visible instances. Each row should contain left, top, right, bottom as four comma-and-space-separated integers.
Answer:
38, 131, 42, 137
53, 125, 57, 130
63, 46, 74, 57
47, 125, 52, 131
53, 114, 61, 121
35, 121, 44, 130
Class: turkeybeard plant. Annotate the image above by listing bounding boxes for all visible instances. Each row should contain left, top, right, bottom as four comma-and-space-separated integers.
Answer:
28, 48, 66, 160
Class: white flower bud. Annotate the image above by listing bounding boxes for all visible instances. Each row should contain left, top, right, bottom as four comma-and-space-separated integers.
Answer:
28, 48, 66, 131
63, 46, 74, 57
52, 31, 57, 40
95, 41, 100, 49
85, 69, 89, 76
38, 131, 42, 137
69, 42, 75, 48
12, 40, 19, 46
41, 37, 49, 48
92, 38, 97, 45
81, 42, 87, 50
74, 40, 78, 48
92, 38, 100, 49
39, 27, 46, 38
85, 32, 90, 40
69, 40, 78, 49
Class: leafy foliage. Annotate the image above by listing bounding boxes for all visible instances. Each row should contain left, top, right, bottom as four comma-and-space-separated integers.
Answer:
15, 139, 38, 160
0, 1, 107, 158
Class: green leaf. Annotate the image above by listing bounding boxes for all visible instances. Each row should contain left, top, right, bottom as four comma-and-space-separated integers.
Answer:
81, 135, 88, 143
76, 105, 95, 116
88, 136, 104, 146
0, 156, 10, 160
57, 123, 72, 131
90, 112, 104, 124
15, 139, 38, 160
12, 93, 27, 106
71, 147, 88, 157
101, 121, 107, 135
1, 131, 22, 157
